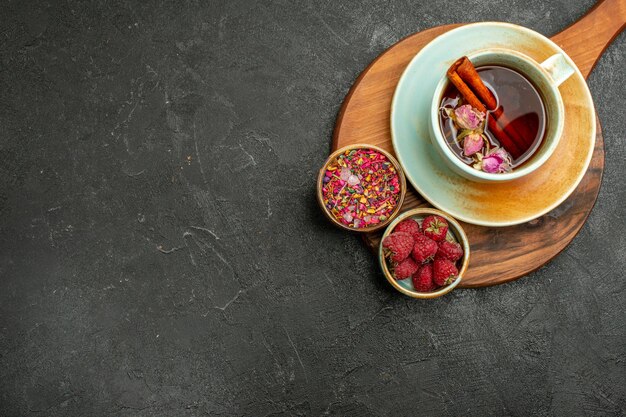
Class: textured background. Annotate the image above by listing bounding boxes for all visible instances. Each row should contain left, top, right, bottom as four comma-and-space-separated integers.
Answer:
1, 0, 625, 416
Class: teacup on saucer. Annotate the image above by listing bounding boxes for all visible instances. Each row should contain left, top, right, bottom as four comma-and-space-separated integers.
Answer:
390, 22, 595, 226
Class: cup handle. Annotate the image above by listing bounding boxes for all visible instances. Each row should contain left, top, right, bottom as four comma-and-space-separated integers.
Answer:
540, 54, 576, 86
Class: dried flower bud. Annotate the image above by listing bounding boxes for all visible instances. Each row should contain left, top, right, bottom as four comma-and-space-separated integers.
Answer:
463, 133, 484, 156
481, 147, 512, 173
454, 104, 485, 130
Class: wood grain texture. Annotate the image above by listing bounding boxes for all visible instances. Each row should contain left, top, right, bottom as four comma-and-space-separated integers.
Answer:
552, 0, 626, 78
332, 1, 624, 287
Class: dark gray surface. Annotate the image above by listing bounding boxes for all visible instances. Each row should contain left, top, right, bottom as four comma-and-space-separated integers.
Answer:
1, 1, 625, 416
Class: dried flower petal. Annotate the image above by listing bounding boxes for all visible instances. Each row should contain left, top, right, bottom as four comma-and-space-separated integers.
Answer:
463, 133, 483, 156
321, 149, 401, 228
454, 104, 485, 130
481, 147, 512, 173
339, 167, 351, 181
481, 155, 502, 173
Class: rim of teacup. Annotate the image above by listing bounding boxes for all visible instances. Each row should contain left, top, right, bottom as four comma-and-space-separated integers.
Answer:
430, 47, 565, 183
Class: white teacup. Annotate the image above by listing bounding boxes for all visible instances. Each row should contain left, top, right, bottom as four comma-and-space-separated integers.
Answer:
430, 49, 576, 182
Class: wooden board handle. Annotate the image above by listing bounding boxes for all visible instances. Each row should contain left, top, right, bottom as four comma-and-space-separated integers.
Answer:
551, 0, 626, 79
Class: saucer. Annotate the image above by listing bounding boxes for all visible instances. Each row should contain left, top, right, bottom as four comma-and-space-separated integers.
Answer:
390, 22, 596, 227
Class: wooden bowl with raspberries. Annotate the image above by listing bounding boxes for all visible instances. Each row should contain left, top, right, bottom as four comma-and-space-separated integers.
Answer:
379, 208, 470, 299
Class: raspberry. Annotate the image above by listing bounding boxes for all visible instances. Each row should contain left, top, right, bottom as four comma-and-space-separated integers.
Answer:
422, 215, 449, 242
412, 264, 437, 292
393, 257, 419, 280
393, 218, 421, 239
436, 241, 464, 262
433, 258, 459, 286
382, 232, 414, 263
411, 234, 438, 264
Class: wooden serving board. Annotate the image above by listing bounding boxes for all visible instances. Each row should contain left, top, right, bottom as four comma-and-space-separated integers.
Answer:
332, 0, 626, 287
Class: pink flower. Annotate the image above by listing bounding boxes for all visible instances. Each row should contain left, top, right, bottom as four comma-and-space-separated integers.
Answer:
463, 134, 483, 156
481, 155, 502, 173
454, 104, 485, 130
481, 148, 512, 173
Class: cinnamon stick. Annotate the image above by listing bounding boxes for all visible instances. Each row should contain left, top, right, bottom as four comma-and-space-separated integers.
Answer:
456, 58, 497, 110
446, 64, 524, 158
446, 70, 487, 113
454, 57, 534, 150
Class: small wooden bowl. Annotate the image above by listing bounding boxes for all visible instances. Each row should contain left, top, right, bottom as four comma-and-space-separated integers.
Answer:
317, 144, 406, 233
379, 208, 470, 299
